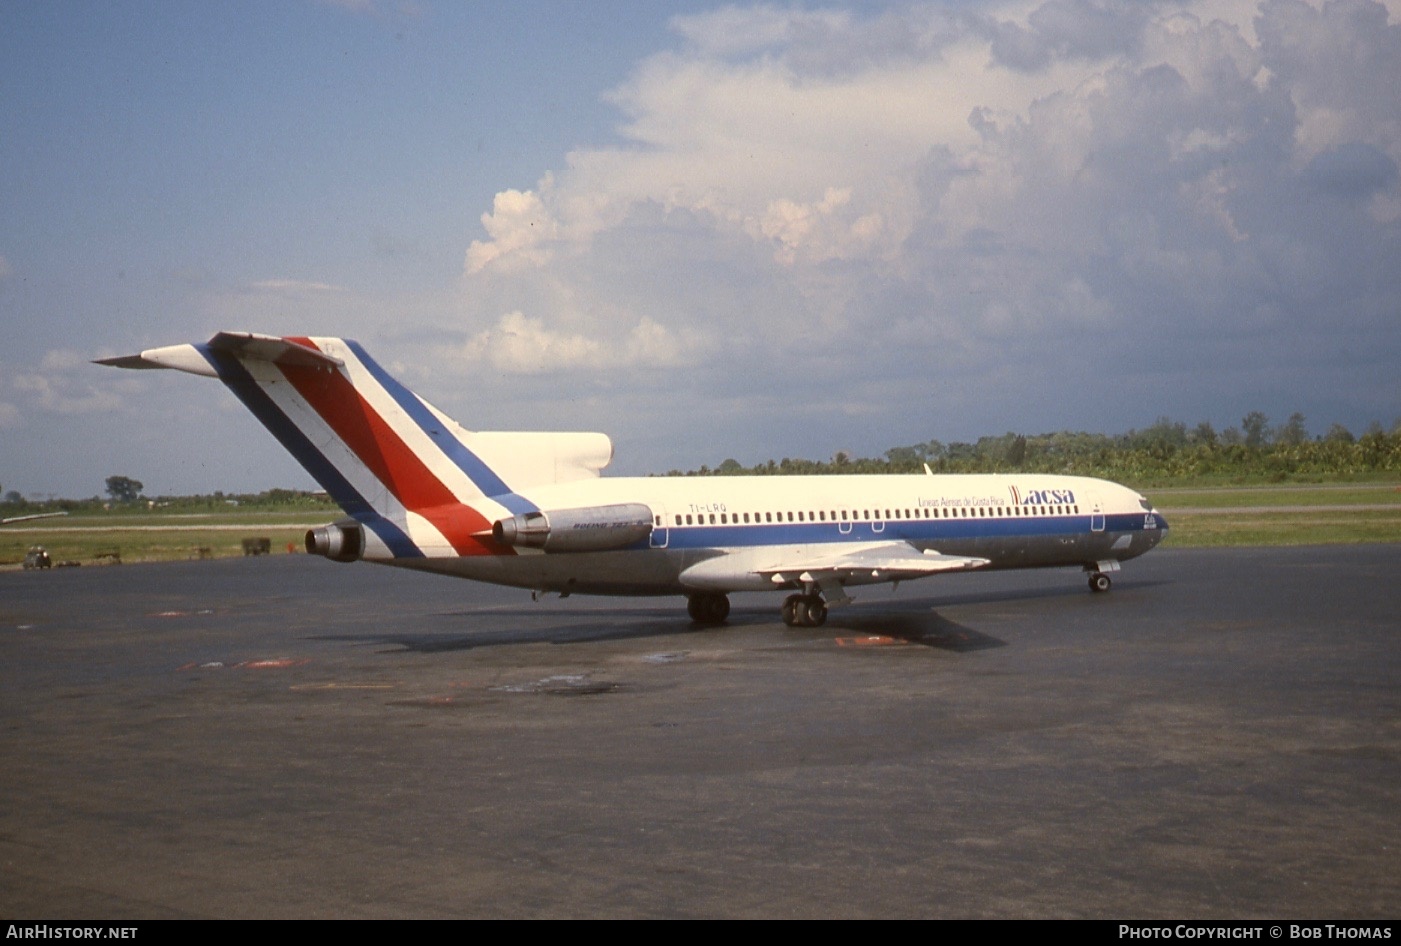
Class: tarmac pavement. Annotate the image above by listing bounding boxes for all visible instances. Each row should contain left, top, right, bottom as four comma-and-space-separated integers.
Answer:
1, 545, 1397, 918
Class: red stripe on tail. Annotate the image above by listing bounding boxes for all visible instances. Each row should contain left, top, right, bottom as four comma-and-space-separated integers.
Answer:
277, 358, 503, 556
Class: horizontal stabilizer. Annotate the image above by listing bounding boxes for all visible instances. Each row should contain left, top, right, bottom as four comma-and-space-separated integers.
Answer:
94, 344, 218, 377
207, 332, 343, 369
95, 333, 342, 378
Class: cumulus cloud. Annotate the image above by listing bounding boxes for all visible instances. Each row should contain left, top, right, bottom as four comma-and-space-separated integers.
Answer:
456, 310, 686, 375
456, 0, 1401, 464
465, 186, 562, 274
10, 350, 134, 416
988, 0, 1153, 72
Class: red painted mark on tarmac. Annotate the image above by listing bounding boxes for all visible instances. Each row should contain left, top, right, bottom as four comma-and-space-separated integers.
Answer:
179, 659, 308, 671
834, 635, 905, 647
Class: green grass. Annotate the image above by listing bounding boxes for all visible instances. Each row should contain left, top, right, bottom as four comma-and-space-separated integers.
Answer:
1150, 484, 1401, 509
2, 524, 314, 566
1160, 508, 1401, 547
30, 509, 332, 527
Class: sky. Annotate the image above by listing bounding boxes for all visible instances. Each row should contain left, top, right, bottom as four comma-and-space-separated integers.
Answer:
2, 0, 1399, 499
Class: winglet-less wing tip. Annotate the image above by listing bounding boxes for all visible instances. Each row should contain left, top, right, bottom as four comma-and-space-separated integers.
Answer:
93, 354, 159, 369
93, 343, 218, 377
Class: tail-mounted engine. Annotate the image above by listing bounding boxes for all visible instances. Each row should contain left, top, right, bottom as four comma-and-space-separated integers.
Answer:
305, 522, 364, 563
492, 503, 653, 553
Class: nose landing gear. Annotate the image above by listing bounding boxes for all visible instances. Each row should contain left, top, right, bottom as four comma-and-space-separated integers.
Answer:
1085, 559, 1120, 593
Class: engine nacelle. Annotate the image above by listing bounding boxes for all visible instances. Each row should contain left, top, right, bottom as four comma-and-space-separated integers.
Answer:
492, 503, 653, 553
305, 522, 364, 563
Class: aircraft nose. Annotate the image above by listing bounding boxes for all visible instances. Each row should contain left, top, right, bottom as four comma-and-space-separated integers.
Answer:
1147, 510, 1168, 546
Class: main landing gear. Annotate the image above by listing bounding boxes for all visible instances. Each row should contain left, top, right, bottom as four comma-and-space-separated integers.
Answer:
687, 591, 731, 625
781, 593, 828, 628
686, 591, 831, 627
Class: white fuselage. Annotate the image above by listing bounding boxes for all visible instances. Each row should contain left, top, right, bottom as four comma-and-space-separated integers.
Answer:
392, 472, 1167, 597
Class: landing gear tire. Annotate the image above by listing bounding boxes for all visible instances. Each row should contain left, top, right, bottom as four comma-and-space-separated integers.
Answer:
687, 592, 730, 625
1088, 572, 1112, 593
781, 594, 827, 627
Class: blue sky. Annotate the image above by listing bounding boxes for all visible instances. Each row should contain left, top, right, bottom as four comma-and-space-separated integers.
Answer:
3, 0, 1400, 498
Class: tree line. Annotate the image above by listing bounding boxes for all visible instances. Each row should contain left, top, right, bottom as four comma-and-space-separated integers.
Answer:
4, 413, 1398, 506
0, 485, 337, 513
674, 413, 1401, 484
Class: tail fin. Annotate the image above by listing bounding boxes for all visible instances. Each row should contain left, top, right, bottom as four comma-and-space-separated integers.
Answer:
97, 332, 611, 560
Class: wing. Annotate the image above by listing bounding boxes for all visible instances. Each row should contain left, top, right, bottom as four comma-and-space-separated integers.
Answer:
680, 540, 989, 602
756, 541, 988, 606
756, 542, 987, 580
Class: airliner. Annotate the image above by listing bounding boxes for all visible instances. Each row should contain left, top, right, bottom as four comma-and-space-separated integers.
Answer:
99, 333, 1168, 626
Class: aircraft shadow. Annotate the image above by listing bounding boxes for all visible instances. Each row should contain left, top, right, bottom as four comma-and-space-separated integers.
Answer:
307, 607, 706, 653
818, 609, 1005, 652
307, 600, 1008, 654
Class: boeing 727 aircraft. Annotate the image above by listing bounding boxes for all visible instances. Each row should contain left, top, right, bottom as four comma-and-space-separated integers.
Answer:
99, 333, 1168, 626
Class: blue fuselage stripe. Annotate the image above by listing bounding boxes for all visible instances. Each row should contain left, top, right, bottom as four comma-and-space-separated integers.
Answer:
655, 512, 1162, 550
